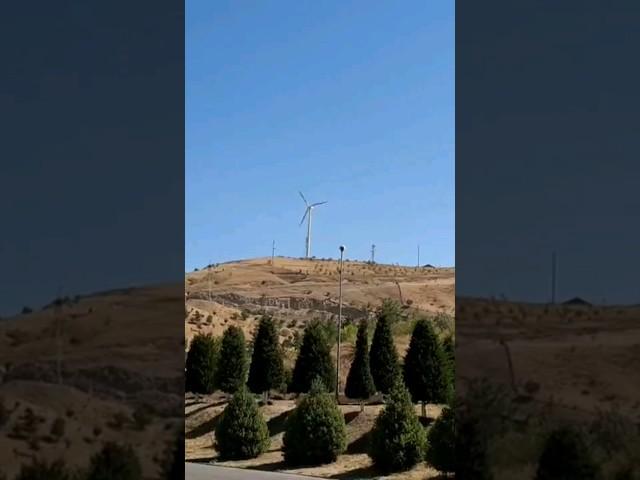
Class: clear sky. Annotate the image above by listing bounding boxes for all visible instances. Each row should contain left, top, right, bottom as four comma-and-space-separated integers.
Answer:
186, 1, 454, 271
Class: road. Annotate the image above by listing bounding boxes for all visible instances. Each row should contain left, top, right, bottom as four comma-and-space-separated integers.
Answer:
185, 463, 323, 480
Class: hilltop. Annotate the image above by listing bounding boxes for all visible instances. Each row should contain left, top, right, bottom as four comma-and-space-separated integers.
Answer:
185, 256, 454, 344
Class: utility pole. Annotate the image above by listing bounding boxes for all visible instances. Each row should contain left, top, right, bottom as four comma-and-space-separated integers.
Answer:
336, 245, 345, 401
551, 252, 557, 304
271, 240, 276, 266
371, 244, 375, 264
417, 245, 420, 268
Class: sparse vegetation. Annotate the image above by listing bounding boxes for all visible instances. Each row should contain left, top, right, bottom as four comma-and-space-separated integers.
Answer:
86, 442, 143, 480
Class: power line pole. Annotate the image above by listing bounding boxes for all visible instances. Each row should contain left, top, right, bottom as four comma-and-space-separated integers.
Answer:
371, 244, 375, 263
336, 245, 345, 401
551, 252, 557, 304
271, 240, 276, 266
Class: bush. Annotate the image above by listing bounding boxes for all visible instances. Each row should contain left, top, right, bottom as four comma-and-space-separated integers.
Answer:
216, 326, 248, 393
185, 333, 219, 394
345, 320, 375, 402
215, 388, 270, 460
162, 431, 184, 480
535, 427, 599, 480
290, 321, 335, 393
283, 379, 347, 466
425, 406, 455, 474
50, 417, 66, 438
456, 412, 493, 480
369, 308, 400, 394
403, 319, 450, 413
86, 442, 142, 480
15, 460, 72, 480
368, 380, 426, 473
247, 316, 284, 397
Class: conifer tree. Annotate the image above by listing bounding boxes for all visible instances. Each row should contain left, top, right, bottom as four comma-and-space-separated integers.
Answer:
290, 321, 335, 393
425, 406, 455, 474
369, 308, 400, 394
536, 427, 599, 480
86, 442, 142, 480
185, 333, 219, 394
216, 326, 248, 394
215, 387, 270, 460
403, 319, 449, 416
369, 379, 426, 473
283, 378, 347, 466
345, 320, 375, 407
247, 315, 284, 398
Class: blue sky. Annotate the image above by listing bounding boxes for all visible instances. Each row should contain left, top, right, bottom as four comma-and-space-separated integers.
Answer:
186, 1, 454, 271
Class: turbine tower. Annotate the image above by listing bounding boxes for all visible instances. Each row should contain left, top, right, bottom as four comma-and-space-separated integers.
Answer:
298, 191, 327, 258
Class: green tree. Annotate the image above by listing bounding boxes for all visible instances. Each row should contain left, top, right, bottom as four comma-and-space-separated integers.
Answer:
215, 387, 270, 460
216, 326, 248, 393
442, 334, 455, 398
283, 378, 347, 466
456, 412, 493, 480
536, 427, 599, 480
403, 319, 449, 416
247, 316, 284, 398
290, 321, 335, 393
86, 442, 142, 480
15, 460, 71, 480
369, 380, 426, 473
369, 309, 400, 394
425, 406, 455, 474
345, 320, 375, 406
185, 333, 219, 394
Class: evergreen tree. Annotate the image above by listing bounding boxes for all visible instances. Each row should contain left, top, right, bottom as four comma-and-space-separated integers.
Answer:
15, 460, 71, 480
456, 412, 493, 480
535, 427, 599, 480
369, 379, 426, 473
290, 321, 335, 393
216, 326, 248, 394
215, 387, 270, 460
442, 334, 455, 400
425, 406, 455, 474
283, 378, 347, 466
345, 320, 375, 405
369, 308, 400, 394
185, 333, 219, 394
86, 442, 142, 480
403, 319, 449, 415
247, 316, 284, 397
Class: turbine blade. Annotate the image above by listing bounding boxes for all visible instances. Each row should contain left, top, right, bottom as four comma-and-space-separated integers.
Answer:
311, 201, 327, 207
299, 208, 309, 226
298, 191, 308, 206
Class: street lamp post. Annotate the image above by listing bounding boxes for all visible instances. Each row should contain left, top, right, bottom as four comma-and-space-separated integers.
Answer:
336, 245, 345, 401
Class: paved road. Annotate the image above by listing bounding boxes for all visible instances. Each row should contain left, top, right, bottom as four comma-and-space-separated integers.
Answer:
185, 463, 322, 480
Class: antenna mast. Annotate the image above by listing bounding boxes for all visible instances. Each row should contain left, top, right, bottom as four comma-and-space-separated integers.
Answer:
417, 245, 420, 268
271, 240, 276, 266
371, 244, 376, 264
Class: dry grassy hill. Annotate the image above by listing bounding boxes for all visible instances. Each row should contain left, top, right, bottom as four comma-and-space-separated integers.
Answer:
0, 285, 183, 479
184, 257, 455, 479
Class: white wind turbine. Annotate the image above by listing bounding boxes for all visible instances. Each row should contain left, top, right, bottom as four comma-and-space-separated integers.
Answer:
298, 191, 327, 258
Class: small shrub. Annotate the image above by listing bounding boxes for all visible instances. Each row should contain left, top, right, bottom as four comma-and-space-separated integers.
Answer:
425, 406, 455, 473
86, 442, 142, 480
369, 380, 426, 473
283, 379, 346, 466
50, 418, 66, 438
215, 388, 270, 460
535, 427, 599, 480
15, 459, 72, 480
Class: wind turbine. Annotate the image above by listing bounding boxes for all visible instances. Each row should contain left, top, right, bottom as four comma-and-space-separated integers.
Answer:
298, 191, 327, 258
